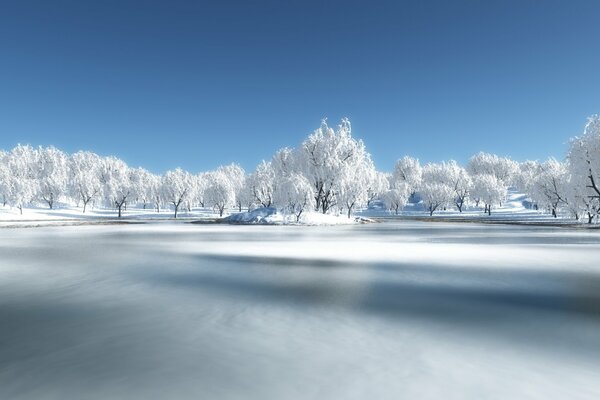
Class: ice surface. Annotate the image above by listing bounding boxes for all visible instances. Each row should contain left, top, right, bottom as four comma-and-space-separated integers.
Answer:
1, 221, 600, 399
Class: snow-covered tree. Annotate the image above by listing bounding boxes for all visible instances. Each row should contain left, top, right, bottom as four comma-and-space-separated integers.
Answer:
3, 145, 38, 214
568, 115, 600, 221
419, 163, 455, 216
248, 160, 275, 208
298, 118, 372, 214
272, 173, 314, 222
99, 156, 132, 218
338, 155, 379, 218
440, 160, 472, 212
70, 151, 102, 213
468, 152, 518, 186
161, 168, 192, 218
367, 171, 389, 207
37, 146, 68, 209
219, 163, 246, 212
130, 167, 155, 210
471, 174, 507, 215
392, 156, 422, 195
531, 158, 568, 218
515, 160, 541, 209
382, 184, 410, 215
206, 169, 235, 217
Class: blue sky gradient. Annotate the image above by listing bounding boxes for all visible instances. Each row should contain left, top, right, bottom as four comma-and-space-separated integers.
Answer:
1, 0, 599, 173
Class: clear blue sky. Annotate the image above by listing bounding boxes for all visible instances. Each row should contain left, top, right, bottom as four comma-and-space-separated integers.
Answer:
1, 0, 599, 174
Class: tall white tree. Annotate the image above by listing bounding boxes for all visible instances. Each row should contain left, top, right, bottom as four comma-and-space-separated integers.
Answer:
468, 152, 518, 186
392, 156, 422, 195
37, 146, 68, 209
70, 151, 102, 213
568, 115, 600, 221
440, 160, 472, 212
471, 174, 507, 215
3, 145, 38, 214
419, 163, 455, 216
272, 173, 314, 222
298, 118, 372, 214
161, 168, 192, 218
99, 156, 132, 218
382, 183, 410, 215
248, 161, 275, 208
531, 158, 568, 218
220, 163, 246, 212
206, 169, 235, 217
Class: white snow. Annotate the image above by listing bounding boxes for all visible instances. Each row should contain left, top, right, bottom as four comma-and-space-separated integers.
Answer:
223, 207, 362, 225
1, 221, 600, 399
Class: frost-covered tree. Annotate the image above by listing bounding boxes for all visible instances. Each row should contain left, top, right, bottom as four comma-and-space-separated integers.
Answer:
0, 151, 9, 207
392, 156, 422, 195
338, 157, 377, 218
206, 169, 235, 217
2, 145, 38, 214
219, 163, 246, 212
515, 160, 541, 209
298, 118, 372, 214
382, 184, 410, 215
468, 152, 518, 186
248, 160, 275, 208
130, 167, 155, 210
161, 168, 192, 218
419, 163, 455, 216
70, 151, 102, 213
37, 146, 68, 209
568, 115, 600, 221
99, 156, 132, 218
272, 173, 314, 222
531, 158, 568, 218
193, 173, 209, 209
471, 174, 507, 215
367, 171, 389, 207
440, 160, 472, 212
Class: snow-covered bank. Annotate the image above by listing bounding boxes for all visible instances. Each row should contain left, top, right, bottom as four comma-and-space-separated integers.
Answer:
222, 207, 372, 225
1, 222, 600, 399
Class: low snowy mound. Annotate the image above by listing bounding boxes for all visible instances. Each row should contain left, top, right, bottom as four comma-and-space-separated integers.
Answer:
223, 207, 284, 224
223, 207, 371, 225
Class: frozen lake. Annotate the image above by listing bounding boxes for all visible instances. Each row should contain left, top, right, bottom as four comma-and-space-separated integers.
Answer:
1, 221, 600, 399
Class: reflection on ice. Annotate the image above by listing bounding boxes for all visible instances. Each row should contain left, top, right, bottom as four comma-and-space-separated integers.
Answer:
1, 221, 600, 399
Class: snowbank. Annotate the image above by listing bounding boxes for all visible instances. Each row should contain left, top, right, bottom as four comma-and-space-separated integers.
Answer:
223, 207, 371, 225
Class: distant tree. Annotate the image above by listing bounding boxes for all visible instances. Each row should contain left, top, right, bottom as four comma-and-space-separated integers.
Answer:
515, 160, 541, 209
420, 163, 455, 216
440, 160, 472, 212
382, 184, 410, 215
37, 146, 69, 209
3, 145, 38, 214
468, 152, 518, 187
272, 173, 314, 222
99, 156, 132, 218
70, 151, 102, 213
392, 156, 422, 195
531, 159, 568, 218
206, 169, 235, 217
248, 161, 275, 208
161, 168, 192, 218
471, 174, 507, 215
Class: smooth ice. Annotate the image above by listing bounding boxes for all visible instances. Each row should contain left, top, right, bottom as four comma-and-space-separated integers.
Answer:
1, 221, 600, 399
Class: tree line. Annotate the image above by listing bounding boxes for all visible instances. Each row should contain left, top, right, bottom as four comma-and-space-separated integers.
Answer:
1, 116, 599, 222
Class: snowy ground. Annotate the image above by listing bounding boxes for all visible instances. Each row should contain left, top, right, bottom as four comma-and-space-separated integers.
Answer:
1, 221, 600, 399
